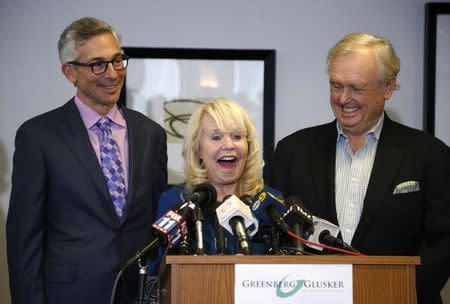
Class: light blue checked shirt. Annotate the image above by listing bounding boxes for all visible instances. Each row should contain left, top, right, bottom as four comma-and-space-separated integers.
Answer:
335, 114, 384, 244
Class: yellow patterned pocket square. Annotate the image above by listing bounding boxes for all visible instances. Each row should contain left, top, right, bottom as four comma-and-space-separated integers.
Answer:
393, 181, 420, 194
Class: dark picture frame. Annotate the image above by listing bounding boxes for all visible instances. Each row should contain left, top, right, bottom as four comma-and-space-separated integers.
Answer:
424, 3, 450, 146
120, 47, 276, 184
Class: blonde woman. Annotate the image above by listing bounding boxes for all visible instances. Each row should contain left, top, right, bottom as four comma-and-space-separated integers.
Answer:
152, 98, 281, 269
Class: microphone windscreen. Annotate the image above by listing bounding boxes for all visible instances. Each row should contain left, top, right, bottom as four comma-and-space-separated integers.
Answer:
239, 194, 253, 207
251, 190, 287, 226
306, 216, 340, 251
283, 196, 314, 233
191, 183, 217, 207
216, 195, 257, 236
151, 208, 188, 248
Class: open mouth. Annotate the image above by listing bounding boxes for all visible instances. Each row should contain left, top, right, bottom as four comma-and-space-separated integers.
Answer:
218, 156, 238, 169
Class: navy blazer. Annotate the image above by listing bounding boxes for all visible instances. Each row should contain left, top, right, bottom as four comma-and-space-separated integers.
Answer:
268, 114, 450, 304
7, 99, 167, 304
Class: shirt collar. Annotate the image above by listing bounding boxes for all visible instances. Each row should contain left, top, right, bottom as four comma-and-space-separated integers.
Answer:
74, 96, 126, 129
336, 112, 384, 142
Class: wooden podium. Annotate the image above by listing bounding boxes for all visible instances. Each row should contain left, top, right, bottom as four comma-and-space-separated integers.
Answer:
160, 255, 420, 304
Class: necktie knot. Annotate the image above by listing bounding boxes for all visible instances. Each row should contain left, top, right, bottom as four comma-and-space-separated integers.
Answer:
96, 117, 112, 133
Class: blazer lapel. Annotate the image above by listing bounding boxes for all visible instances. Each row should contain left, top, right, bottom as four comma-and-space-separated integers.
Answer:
120, 108, 143, 219
351, 115, 404, 245
312, 122, 340, 224
58, 99, 118, 220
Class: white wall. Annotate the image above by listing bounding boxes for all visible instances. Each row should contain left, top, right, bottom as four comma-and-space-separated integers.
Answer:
0, 0, 448, 303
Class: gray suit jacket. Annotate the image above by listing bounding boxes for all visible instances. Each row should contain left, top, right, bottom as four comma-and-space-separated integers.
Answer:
268, 114, 450, 304
7, 99, 167, 304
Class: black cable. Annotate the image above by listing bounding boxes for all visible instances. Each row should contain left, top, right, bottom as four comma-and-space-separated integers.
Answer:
110, 269, 123, 304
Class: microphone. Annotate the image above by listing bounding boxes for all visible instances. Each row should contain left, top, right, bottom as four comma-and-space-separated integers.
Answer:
136, 263, 147, 303
239, 194, 253, 207
151, 208, 189, 248
238, 196, 276, 253
250, 190, 288, 232
229, 217, 250, 255
283, 196, 315, 253
216, 195, 258, 255
205, 201, 227, 254
213, 211, 227, 254
120, 203, 189, 271
188, 183, 217, 207
306, 216, 359, 253
187, 183, 217, 254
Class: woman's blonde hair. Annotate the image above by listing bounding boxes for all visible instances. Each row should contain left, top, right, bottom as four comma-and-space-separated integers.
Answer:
182, 98, 263, 196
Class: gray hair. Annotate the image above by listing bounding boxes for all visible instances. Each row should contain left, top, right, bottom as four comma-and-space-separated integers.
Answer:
58, 16, 121, 64
327, 32, 400, 89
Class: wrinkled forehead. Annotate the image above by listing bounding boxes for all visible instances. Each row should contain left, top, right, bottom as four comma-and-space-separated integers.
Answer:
329, 50, 380, 82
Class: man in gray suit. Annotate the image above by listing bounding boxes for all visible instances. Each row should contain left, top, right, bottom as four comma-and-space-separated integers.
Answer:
7, 17, 167, 304
268, 33, 450, 303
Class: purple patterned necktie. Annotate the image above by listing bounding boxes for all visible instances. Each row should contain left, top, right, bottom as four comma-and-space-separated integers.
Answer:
96, 117, 126, 218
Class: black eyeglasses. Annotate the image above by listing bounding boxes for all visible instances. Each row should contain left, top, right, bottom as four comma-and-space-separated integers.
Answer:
68, 55, 129, 75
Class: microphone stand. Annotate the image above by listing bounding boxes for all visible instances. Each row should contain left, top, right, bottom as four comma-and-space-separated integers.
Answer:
178, 234, 190, 255
135, 258, 147, 304
213, 213, 226, 254
290, 221, 305, 254
121, 237, 160, 272
194, 205, 205, 255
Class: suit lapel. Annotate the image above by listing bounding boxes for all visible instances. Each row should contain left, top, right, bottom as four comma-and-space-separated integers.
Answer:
120, 108, 143, 218
312, 122, 339, 224
58, 99, 119, 222
351, 115, 404, 245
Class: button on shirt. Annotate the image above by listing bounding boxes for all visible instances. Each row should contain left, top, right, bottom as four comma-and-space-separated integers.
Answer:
335, 114, 384, 244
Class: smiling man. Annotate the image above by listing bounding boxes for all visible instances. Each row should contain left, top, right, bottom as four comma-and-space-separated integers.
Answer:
6, 17, 167, 304
268, 33, 450, 304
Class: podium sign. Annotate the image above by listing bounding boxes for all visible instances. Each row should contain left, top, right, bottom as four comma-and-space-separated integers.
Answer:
235, 264, 352, 304
161, 255, 420, 304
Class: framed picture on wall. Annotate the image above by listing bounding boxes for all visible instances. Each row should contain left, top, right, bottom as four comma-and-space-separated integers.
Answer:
120, 47, 276, 185
424, 3, 450, 146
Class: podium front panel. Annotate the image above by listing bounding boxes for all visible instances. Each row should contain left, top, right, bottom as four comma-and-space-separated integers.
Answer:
161, 255, 419, 304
